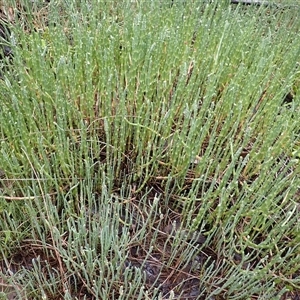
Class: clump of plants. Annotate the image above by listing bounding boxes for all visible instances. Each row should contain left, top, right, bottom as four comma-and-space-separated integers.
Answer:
0, 0, 299, 299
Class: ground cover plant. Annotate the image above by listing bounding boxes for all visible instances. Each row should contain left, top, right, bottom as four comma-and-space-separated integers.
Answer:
0, 0, 300, 299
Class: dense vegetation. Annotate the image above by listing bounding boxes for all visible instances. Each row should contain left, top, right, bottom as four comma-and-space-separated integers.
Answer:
0, 0, 299, 299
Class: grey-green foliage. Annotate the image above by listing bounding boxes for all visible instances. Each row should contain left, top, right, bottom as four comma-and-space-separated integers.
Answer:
0, 0, 299, 298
